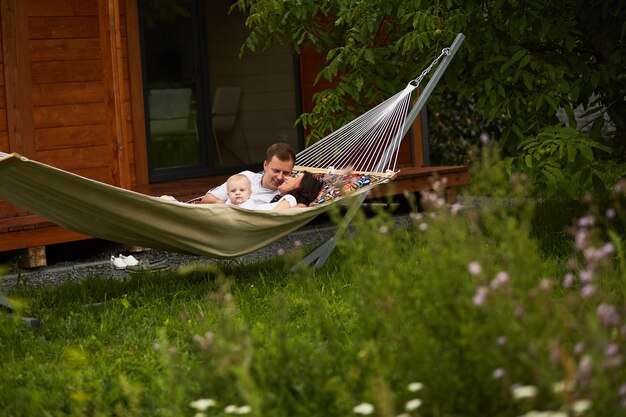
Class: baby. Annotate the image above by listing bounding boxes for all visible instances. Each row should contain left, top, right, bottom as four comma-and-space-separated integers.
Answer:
226, 174, 256, 209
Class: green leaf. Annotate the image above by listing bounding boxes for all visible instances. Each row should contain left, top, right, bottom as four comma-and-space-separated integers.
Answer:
580, 145, 593, 161
525, 155, 533, 167
522, 72, 533, 90
567, 143, 577, 162
564, 106, 577, 128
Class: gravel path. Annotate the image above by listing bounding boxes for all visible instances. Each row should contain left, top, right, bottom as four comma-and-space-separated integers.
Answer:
1, 222, 339, 292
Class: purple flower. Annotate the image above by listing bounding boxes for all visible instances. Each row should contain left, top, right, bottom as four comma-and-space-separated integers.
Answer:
496, 336, 507, 346
562, 273, 574, 288
606, 207, 616, 219
473, 286, 489, 306
597, 304, 620, 327
579, 269, 594, 283
581, 284, 596, 298
490, 271, 510, 289
606, 343, 620, 357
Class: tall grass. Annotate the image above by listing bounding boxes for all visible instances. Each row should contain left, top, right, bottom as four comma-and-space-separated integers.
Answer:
1, 147, 625, 416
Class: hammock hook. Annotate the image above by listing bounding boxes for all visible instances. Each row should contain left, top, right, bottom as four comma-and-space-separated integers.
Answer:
410, 47, 452, 87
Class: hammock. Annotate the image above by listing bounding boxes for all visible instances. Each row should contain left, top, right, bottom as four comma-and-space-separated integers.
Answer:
0, 34, 464, 263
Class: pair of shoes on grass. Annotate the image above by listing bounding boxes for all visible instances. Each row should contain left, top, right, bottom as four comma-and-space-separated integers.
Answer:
125, 257, 170, 273
110, 254, 139, 270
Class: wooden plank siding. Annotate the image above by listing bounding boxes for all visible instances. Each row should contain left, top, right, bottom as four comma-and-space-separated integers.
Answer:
0, 0, 138, 252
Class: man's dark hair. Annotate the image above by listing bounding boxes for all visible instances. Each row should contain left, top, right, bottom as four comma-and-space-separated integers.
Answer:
291, 171, 323, 206
266, 142, 296, 163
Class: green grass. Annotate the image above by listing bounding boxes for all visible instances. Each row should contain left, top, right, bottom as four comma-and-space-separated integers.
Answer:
2, 158, 626, 417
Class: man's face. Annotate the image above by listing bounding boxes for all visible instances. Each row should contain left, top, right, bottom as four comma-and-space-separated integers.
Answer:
262, 156, 295, 190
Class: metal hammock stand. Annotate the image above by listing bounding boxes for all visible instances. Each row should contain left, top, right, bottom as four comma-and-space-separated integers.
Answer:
296, 33, 465, 269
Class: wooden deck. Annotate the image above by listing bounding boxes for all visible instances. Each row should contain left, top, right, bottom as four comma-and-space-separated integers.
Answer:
0, 165, 470, 254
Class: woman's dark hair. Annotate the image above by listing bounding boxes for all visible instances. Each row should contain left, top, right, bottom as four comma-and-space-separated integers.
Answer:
291, 171, 322, 206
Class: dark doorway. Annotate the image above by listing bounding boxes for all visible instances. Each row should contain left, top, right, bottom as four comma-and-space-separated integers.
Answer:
138, 0, 213, 182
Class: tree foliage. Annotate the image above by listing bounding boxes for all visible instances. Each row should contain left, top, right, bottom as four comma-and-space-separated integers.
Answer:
234, 0, 626, 197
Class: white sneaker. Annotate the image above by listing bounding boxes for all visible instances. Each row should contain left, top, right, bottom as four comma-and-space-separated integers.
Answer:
120, 255, 139, 267
110, 255, 127, 270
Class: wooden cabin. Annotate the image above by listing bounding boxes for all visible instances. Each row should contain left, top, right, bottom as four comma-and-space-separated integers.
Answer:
0, 0, 469, 263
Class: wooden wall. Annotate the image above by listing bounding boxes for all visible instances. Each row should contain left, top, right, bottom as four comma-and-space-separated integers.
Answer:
0, 18, 7, 151
0, 0, 142, 251
0, 0, 136, 184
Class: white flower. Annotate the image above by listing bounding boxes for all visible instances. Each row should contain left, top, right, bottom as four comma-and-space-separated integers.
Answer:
552, 380, 574, 393
468, 261, 482, 276
511, 384, 538, 399
353, 402, 375, 415
189, 399, 216, 411
405, 398, 422, 411
572, 399, 592, 414
407, 382, 424, 392
236, 405, 252, 414
225, 405, 239, 414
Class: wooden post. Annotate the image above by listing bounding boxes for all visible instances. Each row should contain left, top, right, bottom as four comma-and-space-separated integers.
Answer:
125, 0, 149, 187
1, 0, 35, 157
99, 0, 131, 188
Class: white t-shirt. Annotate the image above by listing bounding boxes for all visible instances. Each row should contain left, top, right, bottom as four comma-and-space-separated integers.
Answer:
255, 195, 298, 210
207, 171, 280, 205
227, 199, 257, 210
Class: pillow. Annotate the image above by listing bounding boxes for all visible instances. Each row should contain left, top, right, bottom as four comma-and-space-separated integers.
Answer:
309, 172, 385, 206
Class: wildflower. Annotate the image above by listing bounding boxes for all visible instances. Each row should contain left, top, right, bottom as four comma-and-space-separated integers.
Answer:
578, 215, 595, 228
619, 383, 626, 397
190, 399, 217, 411
224, 405, 238, 414
236, 405, 252, 414
600, 242, 615, 257
575, 230, 588, 250
597, 304, 620, 327
552, 380, 574, 393
571, 399, 592, 414
405, 399, 422, 411
579, 269, 593, 283
419, 222, 428, 231
468, 261, 482, 276
473, 286, 489, 307
511, 384, 538, 399
353, 402, 375, 415
561, 273, 574, 288
496, 336, 507, 346
492, 368, 505, 379
490, 271, 510, 288
606, 207, 616, 219
539, 278, 553, 291
480, 132, 490, 144
578, 355, 592, 381
294, 240, 302, 248
450, 203, 462, 215
407, 382, 424, 392
574, 342, 585, 355
277, 248, 285, 256
379, 225, 389, 234
581, 285, 595, 298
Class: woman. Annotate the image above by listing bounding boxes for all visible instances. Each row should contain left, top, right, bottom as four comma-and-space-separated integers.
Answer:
255, 171, 322, 210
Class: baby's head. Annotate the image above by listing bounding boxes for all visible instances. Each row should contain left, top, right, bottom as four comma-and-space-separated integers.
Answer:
226, 174, 252, 205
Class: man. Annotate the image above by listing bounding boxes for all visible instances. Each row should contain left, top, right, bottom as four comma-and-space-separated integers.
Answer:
200, 142, 296, 205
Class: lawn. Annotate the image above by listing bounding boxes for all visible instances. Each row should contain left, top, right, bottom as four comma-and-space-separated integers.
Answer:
1, 159, 625, 417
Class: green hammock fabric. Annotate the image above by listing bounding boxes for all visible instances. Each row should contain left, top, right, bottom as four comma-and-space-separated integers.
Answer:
0, 152, 376, 259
